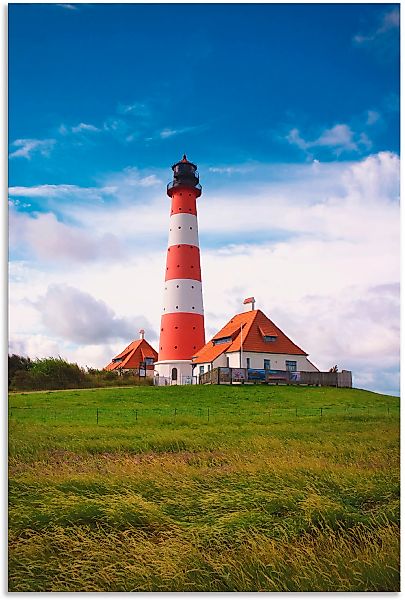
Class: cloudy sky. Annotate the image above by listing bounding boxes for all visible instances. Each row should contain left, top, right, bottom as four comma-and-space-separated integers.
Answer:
9, 3, 400, 395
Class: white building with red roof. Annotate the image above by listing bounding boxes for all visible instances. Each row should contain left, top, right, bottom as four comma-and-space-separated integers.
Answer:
105, 331, 158, 377
192, 303, 319, 379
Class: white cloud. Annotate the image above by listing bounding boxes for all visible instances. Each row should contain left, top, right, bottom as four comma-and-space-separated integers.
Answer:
9, 335, 62, 360
208, 166, 252, 175
71, 122, 101, 134
117, 102, 150, 117
160, 128, 181, 139
9, 209, 125, 263
9, 184, 115, 200
107, 167, 162, 188
315, 124, 357, 150
33, 284, 155, 345
366, 110, 381, 125
353, 8, 399, 46
287, 124, 369, 155
9, 138, 56, 159
159, 125, 203, 139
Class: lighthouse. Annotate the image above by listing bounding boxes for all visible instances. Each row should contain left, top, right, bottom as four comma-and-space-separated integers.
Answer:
154, 155, 205, 385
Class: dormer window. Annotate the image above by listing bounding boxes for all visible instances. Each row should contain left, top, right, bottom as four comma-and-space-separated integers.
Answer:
112, 358, 123, 363
213, 336, 232, 345
263, 335, 277, 342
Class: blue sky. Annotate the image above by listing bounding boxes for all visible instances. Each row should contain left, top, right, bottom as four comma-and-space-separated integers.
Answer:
8, 3, 400, 395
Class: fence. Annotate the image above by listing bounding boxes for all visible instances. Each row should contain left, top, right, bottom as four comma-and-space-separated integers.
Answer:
199, 368, 352, 387
154, 375, 196, 386
8, 402, 396, 426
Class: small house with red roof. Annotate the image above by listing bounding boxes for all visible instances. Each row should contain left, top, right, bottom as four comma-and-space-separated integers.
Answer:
104, 331, 158, 377
192, 303, 319, 379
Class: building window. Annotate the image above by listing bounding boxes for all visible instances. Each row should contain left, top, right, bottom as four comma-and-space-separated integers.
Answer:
213, 336, 232, 345
263, 336, 277, 342
246, 357, 251, 369
171, 367, 178, 381
286, 360, 297, 372
144, 357, 154, 365
226, 356, 230, 367
199, 365, 204, 375
264, 359, 270, 370
208, 364, 211, 371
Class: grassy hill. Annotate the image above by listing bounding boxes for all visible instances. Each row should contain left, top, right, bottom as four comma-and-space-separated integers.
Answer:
8, 385, 399, 592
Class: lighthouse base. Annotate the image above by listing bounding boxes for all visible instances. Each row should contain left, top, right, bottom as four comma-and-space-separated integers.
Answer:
154, 360, 196, 386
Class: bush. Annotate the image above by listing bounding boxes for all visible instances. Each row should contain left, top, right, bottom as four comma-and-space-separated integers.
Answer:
9, 356, 154, 391
8, 354, 31, 387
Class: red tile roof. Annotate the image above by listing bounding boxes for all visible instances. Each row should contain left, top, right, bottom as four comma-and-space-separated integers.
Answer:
104, 338, 158, 371
193, 309, 307, 364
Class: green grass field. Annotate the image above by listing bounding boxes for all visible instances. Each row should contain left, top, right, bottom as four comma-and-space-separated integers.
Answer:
8, 385, 400, 592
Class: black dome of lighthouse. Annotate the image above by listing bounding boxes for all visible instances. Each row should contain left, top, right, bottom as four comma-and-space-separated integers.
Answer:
167, 154, 202, 197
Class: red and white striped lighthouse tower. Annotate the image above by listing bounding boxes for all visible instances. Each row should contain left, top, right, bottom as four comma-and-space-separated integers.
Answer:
154, 155, 205, 384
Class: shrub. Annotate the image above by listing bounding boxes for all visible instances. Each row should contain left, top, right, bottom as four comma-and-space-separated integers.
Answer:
8, 354, 31, 386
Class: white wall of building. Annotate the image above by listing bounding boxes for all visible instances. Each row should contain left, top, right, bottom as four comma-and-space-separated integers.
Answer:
196, 352, 319, 373
154, 360, 194, 384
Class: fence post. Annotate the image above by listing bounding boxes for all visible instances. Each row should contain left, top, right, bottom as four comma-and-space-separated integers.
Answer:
97, 408, 99, 424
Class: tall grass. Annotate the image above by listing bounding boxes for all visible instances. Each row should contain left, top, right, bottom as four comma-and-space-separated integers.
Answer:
8, 386, 400, 591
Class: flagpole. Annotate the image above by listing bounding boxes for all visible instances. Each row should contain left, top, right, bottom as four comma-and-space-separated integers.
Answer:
240, 324, 243, 368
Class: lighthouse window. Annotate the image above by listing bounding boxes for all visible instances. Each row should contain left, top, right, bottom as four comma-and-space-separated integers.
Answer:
192, 306, 195, 310
178, 226, 181, 229
172, 368, 178, 381
176, 285, 179, 288
190, 227, 192, 230
191, 285, 194, 289
176, 305, 179, 309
